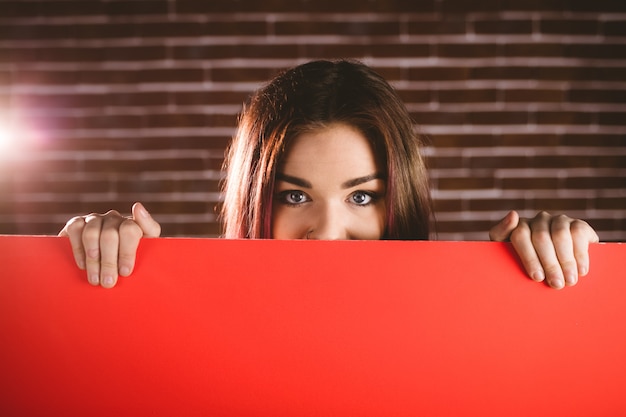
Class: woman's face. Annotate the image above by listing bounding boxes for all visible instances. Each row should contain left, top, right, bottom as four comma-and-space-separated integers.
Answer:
271, 123, 386, 240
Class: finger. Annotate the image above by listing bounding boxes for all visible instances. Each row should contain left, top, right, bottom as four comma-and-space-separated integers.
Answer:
117, 218, 144, 277
132, 202, 162, 238
509, 220, 546, 283
530, 212, 565, 289
550, 215, 578, 286
571, 219, 600, 277
98, 211, 125, 289
489, 210, 519, 242
82, 214, 105, 286
59, 216, 87, 270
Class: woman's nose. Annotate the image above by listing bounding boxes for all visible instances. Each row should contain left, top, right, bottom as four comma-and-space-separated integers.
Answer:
307, 203, 349, 240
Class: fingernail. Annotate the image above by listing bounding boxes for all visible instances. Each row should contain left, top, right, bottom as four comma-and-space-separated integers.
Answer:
138, 204, 150, 218
88, 274, 99, 285
532, 270, 545, 282
102, 275, 114, 288
552, 277, 565, 290
119, 266, 130, 276
564, 272, 578, 286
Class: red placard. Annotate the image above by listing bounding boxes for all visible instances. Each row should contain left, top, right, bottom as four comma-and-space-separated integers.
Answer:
1, 236, 625, 417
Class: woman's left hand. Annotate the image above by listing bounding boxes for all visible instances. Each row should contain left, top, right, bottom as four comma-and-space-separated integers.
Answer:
489, 211, 599, 289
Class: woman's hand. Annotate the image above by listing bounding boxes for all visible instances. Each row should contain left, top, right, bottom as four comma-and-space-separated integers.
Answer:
489, 211, 599, 289
58, 202, 161, 288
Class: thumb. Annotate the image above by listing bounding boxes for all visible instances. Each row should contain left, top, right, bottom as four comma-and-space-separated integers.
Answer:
489, 210, 519, 242
132, 202, 162, 238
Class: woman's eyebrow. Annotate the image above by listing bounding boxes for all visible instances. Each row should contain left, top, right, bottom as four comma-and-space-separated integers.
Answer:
275, 173, 312, 188
276, 172, 384, 189
341, 173, 385, 189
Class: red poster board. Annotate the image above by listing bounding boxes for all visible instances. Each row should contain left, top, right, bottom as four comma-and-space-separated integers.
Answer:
1, 236, 625, 417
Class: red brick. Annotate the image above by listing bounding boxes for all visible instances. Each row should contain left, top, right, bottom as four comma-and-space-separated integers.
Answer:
393, 89, 431, 104
565, 176, 626, 189
432, 134, 496, 148
503, 43, 565, 58
530, 198, 591, 211
371, 43, 431, 58
104, 1, 169, 16
474, 19, 533, 34
175, 0, 436, 13
438, 88, 498, 103
603, 20, 626, 37
438, 43, 498, 58
432, 199, 464, 213
596, 197, 626, 210
535, 111, 594, 125
568, 89, 626, 103
303, 44, 370, 59
144, 113, 206, 128
593, 67, 626, 81
275, 21, 400, 36
468, 199, 528, 212
211, 67, 280, 83
174, 91, 249, 106
38, 1, 106, 17
173, 44, 300, 60
498, 134, 560, 147
472, 66, 535, 80
469, 155, 531, 169
540, 19, 599, 35
438, 177, 497, 190
469, 111, 529, 125
433, 219, 496, 234
561, 134, 625, 147
407, 18, 467, 35
598, 112, 626, 125
409, 67, 470, 81
501, 177, 561, 190
76, 23, 138, 39
105, 46, 167, 61
504, 89, 565, 103
411, 111, 467, 125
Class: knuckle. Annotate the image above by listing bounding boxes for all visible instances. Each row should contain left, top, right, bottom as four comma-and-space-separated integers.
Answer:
534, 211, 551, 221
543, 262, 563, 278
549, 224, 570, 242
119, 219, 143, 239
509, 224, 530, 244
103, 209, 122, 219
570, 219, 590, 236
100, 259, 118, 270
559, 257, 577, 271
531, 229, 552, 247
65, 216, 86, 234
82, 222, 102, 243
99, 226, 120, 247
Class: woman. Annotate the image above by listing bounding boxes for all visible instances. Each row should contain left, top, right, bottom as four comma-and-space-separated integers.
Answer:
60, 60, 599, 289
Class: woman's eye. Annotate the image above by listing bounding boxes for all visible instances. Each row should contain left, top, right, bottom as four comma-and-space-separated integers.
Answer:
350, 191, 374, 206
278, 190, 309, 205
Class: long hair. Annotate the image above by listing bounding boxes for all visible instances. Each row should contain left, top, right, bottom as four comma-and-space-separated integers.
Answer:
221, 59, 432, 240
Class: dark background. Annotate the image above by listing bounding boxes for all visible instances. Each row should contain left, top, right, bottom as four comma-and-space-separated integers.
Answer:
1, 0, 625, 240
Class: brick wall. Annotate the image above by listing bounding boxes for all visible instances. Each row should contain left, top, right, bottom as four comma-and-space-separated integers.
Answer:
1, 0, 625, 241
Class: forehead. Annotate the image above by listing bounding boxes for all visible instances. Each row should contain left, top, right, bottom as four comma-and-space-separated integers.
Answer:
280, 123, 380, 173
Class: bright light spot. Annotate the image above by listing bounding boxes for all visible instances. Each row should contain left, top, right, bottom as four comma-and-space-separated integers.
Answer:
0, 116, 22, 157
0, 122, 13, 152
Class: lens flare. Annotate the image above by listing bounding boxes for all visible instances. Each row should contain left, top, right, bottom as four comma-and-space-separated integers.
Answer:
0, 122, 12, 152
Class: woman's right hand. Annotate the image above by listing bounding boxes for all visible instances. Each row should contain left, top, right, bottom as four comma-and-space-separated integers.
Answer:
58, 202, 161, 288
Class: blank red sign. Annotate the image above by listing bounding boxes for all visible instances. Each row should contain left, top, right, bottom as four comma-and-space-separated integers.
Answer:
1, 236, 625, 417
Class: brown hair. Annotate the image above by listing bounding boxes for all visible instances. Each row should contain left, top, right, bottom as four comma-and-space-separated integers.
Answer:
222, 59, 432, 240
